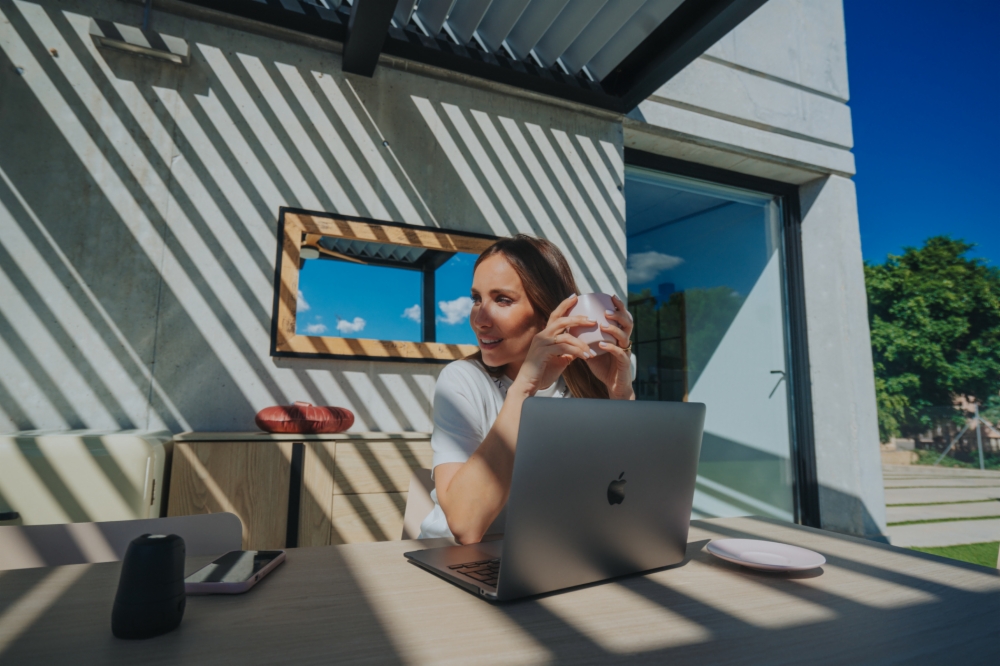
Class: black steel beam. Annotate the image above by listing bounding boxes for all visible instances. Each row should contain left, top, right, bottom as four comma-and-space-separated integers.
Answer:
605, 0, 770, 111
343, 0, 398, 77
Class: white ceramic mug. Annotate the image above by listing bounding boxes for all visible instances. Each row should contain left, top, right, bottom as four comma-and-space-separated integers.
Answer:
568, 293, 622, 355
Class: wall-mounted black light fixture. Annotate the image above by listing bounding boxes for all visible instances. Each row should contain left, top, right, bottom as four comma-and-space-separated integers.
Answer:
89, 0, 190, 66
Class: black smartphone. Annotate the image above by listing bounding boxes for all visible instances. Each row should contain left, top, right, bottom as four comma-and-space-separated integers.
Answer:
184, 550, 285, 594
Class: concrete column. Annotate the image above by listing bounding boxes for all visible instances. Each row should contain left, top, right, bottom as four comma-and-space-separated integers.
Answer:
799, 175, 887, 538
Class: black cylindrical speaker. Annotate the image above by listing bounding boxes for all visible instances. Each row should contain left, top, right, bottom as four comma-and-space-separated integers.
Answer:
111, 533, 186, 639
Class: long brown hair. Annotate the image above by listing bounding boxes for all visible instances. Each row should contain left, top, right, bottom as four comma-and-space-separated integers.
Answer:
468, 235, 609, 399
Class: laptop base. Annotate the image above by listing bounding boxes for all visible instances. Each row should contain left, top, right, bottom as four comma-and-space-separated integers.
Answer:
405, 540, 503, 600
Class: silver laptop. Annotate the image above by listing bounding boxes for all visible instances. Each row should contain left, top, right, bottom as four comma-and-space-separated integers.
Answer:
404, 397, 705, 601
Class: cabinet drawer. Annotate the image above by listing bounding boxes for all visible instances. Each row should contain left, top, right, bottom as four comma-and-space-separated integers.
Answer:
168, 441, 293, 550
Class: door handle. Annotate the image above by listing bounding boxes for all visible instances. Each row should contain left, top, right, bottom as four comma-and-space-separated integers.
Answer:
768, 370, 786, 399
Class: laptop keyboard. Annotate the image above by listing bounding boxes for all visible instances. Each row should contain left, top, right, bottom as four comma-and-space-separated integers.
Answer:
447, 558, 500, 587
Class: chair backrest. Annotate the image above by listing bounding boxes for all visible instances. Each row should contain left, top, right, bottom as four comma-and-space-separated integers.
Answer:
0, 513, 243, 571
401, 469, 435, 540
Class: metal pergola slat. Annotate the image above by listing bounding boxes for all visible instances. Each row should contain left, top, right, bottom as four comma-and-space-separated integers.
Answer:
504, 0, 570, 62
476, 0, 531, 54
587, 0, 686, 81
414, 0, 457, 36
442, 0, 492, 46
558, 0, 646, 76
532, 0, 608, 70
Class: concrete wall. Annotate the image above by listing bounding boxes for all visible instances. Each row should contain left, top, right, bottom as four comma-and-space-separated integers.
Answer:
800, 175, 885, 537
628, 0, 854, 184
0, 0, 624, 434
625, 0, 886, 537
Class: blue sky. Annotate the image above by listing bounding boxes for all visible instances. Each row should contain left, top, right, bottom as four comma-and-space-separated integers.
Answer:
844, 0, 999, 267
296, 252, 477, 345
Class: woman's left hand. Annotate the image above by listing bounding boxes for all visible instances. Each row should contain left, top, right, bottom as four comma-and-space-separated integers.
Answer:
585, 294, 635, 400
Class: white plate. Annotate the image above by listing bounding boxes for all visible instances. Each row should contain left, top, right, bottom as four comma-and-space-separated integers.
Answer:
706, 539, 826, 572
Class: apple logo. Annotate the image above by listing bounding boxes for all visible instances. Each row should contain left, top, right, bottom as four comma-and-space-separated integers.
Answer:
607, 472, 626, 505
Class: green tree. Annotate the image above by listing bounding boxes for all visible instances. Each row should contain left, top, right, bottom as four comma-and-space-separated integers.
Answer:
865, 237, 1000, 442
982, 394, 1000, 427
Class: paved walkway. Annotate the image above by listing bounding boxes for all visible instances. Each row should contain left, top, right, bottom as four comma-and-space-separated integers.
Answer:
883, 464, 1000, 548
887, 500, 1000, 523
884, 486, 1000, 504
888, 519, 1000, 548
884, 478, 1000, 487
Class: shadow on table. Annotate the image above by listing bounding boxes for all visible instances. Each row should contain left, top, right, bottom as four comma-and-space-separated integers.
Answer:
3, 516, 999, 664
0, 546, 406, 664
490, 517, 1000, 664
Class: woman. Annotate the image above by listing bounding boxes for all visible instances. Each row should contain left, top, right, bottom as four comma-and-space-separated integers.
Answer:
420, 235, 635, 544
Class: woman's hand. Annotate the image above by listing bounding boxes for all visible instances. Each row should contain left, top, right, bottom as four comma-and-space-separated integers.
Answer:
586, 294, 635, 400
442, 296, 592, 543
510, 294, 594, 397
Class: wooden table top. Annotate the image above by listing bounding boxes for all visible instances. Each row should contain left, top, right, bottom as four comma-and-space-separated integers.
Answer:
1, 517, 997, 664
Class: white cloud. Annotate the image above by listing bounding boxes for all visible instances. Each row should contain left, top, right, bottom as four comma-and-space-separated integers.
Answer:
297, 290, 310, 313
336, 317, 366, 334
402, 304, 421, 323
304, 322, 327, 334
438, 296, 473, 325
626, 251, 684, 284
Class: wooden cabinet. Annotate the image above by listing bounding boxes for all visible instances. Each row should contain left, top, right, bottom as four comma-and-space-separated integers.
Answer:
168, 433, 431, 549
168, 440, 293, 550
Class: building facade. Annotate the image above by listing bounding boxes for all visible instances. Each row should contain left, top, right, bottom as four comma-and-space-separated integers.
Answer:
0, 0, 885, 538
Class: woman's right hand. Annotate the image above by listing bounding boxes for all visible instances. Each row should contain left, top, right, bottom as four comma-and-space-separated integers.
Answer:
511, 295, 594, 396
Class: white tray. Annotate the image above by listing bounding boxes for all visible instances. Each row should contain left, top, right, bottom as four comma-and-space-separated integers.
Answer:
707, 538, 826, 571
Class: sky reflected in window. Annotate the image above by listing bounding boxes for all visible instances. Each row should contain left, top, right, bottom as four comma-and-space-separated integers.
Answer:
296, 252, 478, 345
435, 254, 477, 345
297, 260, 421, 340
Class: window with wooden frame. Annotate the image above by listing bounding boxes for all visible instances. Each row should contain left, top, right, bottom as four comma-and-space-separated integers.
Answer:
270, 209, 498, 362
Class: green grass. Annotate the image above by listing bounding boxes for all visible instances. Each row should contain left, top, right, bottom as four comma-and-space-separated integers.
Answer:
910, 542, 999, 568
913, 449, 1000, 470
887, 515, 1000, 526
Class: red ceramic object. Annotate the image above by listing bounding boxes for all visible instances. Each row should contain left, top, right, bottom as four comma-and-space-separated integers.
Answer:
255, 402, 355, 434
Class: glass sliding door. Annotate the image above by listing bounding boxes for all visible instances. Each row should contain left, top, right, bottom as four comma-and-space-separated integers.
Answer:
625, 166, 794, 521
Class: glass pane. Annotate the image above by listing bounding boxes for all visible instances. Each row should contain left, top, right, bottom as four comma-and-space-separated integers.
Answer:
435, 253, 478, 345
297, 257, 422, 341
294, 235, 485, 346
625, 167, 794, 522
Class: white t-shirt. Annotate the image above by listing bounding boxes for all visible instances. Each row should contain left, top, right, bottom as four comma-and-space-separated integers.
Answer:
418, 359, 571, 539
